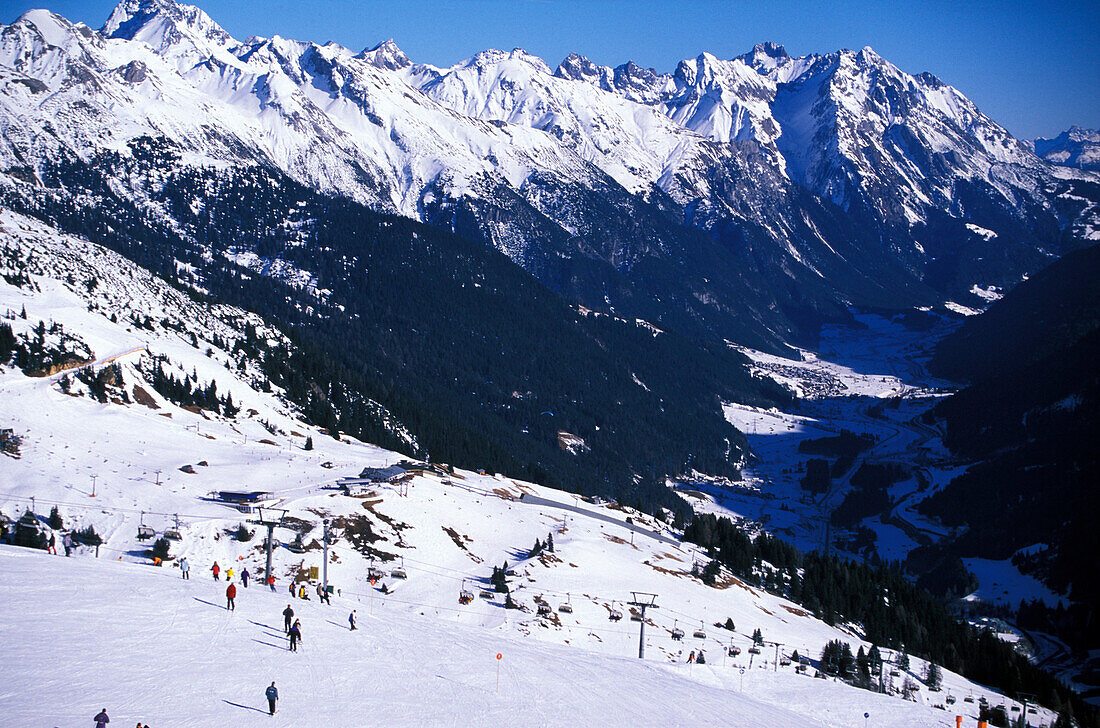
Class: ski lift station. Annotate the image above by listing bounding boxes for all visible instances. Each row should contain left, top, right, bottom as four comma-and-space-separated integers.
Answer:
207, 490, 275, 512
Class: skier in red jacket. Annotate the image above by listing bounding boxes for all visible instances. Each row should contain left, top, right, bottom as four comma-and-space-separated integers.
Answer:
226, 582, 237, 611
211, 562, 220, 580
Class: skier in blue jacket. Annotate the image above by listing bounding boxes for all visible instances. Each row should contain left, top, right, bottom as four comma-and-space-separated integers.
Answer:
266, 682, 278, 715
94, 708, 110, 727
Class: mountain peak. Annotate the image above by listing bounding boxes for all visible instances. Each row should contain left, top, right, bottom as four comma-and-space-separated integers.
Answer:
357, 38, 411, 70
555, 52, 600, 81
753, 42, 789, 60
13, 8, 78, 47
102, 0, 230, 46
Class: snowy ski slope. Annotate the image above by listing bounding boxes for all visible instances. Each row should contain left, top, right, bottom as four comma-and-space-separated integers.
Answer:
0, 214, 1051, 726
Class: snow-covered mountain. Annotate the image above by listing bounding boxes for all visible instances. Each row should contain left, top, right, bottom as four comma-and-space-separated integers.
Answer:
2, 0, 1097, 353
0, 217, 1060, 726
1033, 126, 1100, 172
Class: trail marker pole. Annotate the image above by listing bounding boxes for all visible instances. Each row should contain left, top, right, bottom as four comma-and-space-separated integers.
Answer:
740, 667, 745, 692
90, 475, 97, 498
496, 653, 502, 693
322, 519, 330, 595
370, 578, 376, 614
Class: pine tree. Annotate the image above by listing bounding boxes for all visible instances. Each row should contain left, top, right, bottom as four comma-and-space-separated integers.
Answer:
897, 651, 910, 671
152, 537, 170, 561
868, 644, 882, 672
48, 506, 64, 530
752, 628, 763, 644
546, 532, 554, 552
925, 661, 942, 690
856, 647, 872, 687
304, 436, 314, 451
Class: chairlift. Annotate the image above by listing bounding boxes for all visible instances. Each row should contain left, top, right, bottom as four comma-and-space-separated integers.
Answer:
390, 557, 407, 580
748, 646, 761, 655
137, 511, 155, 541
286, 535, 306, 554
558, 593, 573, 614
1010, 706, 1021, 713
458, 579, 474, 605
164, 514, 182, 541
1027, 708, 1037, 715
608, 602, 622, 622
946, 695, 956, 705
671, 619, 684, 641
693, 621, 707, 640
629, 609, 643, 622
963, 695, 975, 704
479, 589, 495, 600
727, 644, 740, 656
537, 602, 552, 617
780, 656, 791, 666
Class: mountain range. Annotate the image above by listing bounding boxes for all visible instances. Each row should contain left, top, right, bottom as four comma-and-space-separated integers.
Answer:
2, 0, 1098, 354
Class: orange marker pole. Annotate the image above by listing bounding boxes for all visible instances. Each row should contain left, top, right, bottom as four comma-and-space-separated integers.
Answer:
370, 578, 376, 615
496, 652, 502, 693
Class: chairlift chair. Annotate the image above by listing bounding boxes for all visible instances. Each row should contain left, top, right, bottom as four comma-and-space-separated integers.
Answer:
963, 695, 975, 704
458, 580, 474, 605
748, 646, 761, 655
390, 558, 407, 580
629, 609, 643, 622
163, 514, 182, 541
946, 695, 956, 705
479, 589, 495, 600
537, 602, 552, 617
558, 593, 573, 614
693, 621, 707, 640
671, 620, 684, 641
137, 512, 155, 541
728, 645, 740, 656
608, 602, 622, 622
780, 656, 791, 666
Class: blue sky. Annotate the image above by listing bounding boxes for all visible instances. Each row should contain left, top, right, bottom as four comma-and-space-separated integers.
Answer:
6, 0, 1097, 139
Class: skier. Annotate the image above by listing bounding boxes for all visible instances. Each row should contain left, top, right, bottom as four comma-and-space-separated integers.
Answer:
63, 532, 73, 557
349, 610, 357, 631
289, 620, 301, 652
288, 582, 295, 598
48, 532, 56, 555
267, 574, 276, 592
241, 567, 250, 588
226, 582, 237, 611
179, 557, 190, 580
697, 650, 706, 665
226, 567, 235, 582
211, 561, 220, 580
298, 584, 309, 600
265, 681, 278, 715
283, 604, 295, 634
94, 708, 110, 727
688, 650, 695, 664
316, 582, 330, 604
